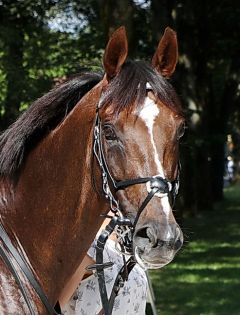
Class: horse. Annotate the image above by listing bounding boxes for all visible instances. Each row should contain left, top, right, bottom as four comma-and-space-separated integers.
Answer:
0, 26, 185, 314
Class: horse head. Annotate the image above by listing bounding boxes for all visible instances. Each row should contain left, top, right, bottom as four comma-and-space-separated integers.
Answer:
97, 27, 185, 269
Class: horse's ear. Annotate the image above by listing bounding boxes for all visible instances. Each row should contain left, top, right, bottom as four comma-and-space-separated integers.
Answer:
152, 27, 178, 78
103, 26, 128, 79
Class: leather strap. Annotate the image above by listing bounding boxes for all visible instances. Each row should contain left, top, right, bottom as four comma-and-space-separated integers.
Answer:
87, 217, 134, 315
107, 256, 136, 312
0, 223, 61, 315
115, 177, 153, 190
0, 244, 35, 314
133, 188, 159, 228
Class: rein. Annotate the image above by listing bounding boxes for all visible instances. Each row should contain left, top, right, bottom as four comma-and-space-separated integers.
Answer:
0, 223, 62, 315
91, 106, 180, 315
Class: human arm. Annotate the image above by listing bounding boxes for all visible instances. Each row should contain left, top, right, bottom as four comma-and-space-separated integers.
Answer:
58, 217, 112, 307
58, 254, 94, 307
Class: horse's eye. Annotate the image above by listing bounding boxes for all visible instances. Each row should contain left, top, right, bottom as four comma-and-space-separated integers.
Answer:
103, 125, 117, 141
177, 122, 186, 139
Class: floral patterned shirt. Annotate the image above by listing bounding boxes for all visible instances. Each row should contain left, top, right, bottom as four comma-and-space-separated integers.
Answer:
62, 239, 148, 315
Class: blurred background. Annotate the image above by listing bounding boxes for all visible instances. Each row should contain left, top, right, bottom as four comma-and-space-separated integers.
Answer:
0, 1, 239, 314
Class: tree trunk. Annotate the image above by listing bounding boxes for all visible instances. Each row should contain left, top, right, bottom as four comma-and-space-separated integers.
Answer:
150, 0, 176, 42
99, 0, 137, 56
210, 138, 225, 201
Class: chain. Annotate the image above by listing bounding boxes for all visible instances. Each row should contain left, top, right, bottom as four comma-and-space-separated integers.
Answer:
93, 123, 123, 218
93, 119, 134, 255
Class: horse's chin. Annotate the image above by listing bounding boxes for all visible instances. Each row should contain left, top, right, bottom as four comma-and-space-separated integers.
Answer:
134, 247, 173, 270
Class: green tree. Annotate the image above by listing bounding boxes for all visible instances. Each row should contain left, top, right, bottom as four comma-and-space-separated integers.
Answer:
1, 0, 239, 215
175, 0, 240, 211
0, 0, 58, 129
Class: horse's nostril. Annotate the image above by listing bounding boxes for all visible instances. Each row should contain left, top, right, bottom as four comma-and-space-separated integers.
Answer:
135, 227, 157, 248
135, 227, 148, 239
134, 227, 183, 251
146, 228, 157, 247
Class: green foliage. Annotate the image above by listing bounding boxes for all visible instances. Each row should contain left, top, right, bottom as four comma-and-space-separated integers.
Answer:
0, 0, 103, 126
0, 0, 239, 211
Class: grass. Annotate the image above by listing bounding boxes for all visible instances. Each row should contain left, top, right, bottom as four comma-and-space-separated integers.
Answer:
149, 183, 240, 315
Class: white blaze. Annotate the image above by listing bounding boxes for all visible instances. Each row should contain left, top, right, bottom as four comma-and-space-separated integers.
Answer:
138, 96, 171, 219
139, 97, 164, 177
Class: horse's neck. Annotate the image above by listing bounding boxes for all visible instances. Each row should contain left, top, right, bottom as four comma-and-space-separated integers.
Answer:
5, 83, 107, 303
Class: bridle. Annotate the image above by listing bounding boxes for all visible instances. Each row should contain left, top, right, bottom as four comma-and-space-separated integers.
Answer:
91, 98, 180, 315
93, 105, 180, 232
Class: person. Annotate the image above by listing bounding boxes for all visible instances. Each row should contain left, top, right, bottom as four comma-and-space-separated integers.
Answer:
227, 156, 234, 181
59, 217, 148, 315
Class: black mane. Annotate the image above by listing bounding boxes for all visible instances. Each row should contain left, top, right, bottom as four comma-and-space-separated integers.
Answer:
0, 60, 182, 179
0, 73, 102, 178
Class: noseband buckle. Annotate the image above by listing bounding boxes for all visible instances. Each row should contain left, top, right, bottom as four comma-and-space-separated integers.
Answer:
149, 177, 169, 194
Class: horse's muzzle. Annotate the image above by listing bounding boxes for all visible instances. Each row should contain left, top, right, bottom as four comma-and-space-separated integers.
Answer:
133, 224, 183, 269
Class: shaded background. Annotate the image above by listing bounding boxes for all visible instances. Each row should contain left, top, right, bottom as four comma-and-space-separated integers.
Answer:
0, 1, 239, 314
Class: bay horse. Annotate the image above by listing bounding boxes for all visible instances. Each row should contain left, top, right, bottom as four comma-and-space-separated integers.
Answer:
0, 26, 185, 314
